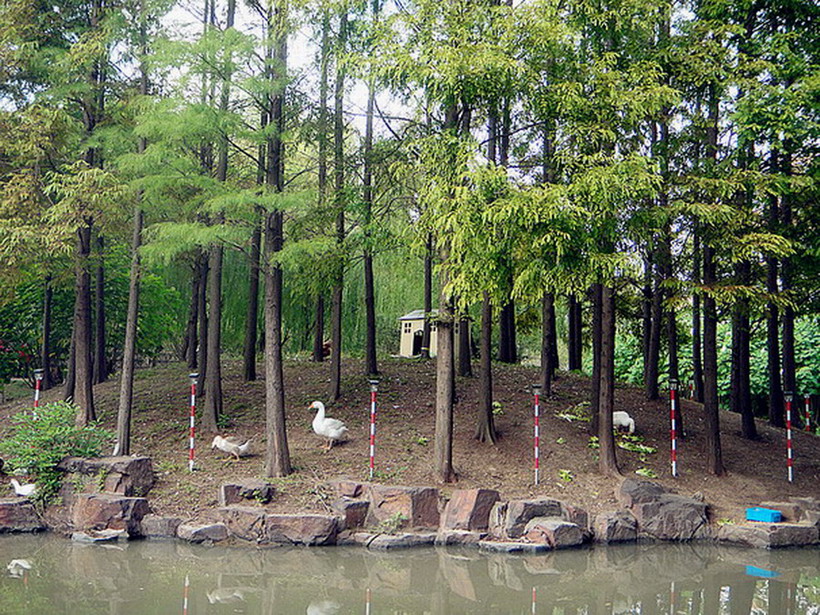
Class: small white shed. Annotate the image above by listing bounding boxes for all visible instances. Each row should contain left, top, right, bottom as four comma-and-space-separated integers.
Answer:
398, 310, 469, 358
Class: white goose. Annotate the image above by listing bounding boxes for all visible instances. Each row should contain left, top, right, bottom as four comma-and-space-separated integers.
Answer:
211, 436, 253, 460
9, 479, 36, 498
309, 401, 348, 451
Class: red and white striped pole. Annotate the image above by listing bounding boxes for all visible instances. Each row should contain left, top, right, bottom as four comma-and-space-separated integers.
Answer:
183, 573, 189, 615
688, 381, 693, 400
785, 391, 793, 483
365, 587, 372, 615
188, 373, 198, 472
368, 378, 379, 480
531, 587, 536, 615
532, 383, 541, 486
804, 394, 812, 432
32, 369, 44, 418
670, 379, 678, 478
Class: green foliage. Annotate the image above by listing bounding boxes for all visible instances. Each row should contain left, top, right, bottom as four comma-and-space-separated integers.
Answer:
635, 467, 657, 478
558, 469, 574, 483
0, 401, 112, 503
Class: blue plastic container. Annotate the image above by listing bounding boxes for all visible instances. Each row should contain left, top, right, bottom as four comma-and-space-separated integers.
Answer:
746, 565, 780, 578
745, 507, 782, 523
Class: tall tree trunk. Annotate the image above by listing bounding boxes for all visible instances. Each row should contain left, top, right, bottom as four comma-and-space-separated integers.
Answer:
458, 314, 471, 377
420, 233, 433, 359
40, 274, 54, 390
598, 284, 619, 476
263, 0, 290, 478
540, 292, 555, 395
93, 234, 107, 384
64, 326, 76, 401
702, 83, 725, 475
435, 263, 456, 482
113, 6, 150, 455
780, 151, 796, 398
498, 293, 516, 363
475, 293, 496, 443
202, 0, 235, 430
312, 296, 325, 362
589, 284, 602, 436
646, 245, 662, 400
692, 223, 704, 402
312, 10, 330, 365
114, 209, 144, 455
733, 261, 757, 439
641, 256, 652, 383
196, 251, 208, 392
183, 262, 199, 368
74, 222, 95, 424
329, 10, 347, 401
568, 294, 579, 370
362, 0, 380, 377
243, 214, 262, 380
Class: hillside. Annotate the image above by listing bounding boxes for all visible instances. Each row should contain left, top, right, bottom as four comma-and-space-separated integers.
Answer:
2, 358, 818, 524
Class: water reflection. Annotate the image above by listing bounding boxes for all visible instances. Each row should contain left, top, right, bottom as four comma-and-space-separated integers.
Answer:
0, 534, 816, 614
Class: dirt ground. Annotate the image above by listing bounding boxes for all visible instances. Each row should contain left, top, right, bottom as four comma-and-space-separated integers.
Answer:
2, 357, 819, 525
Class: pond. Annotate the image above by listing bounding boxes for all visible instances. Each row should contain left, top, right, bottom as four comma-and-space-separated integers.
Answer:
0, 535, 816, 614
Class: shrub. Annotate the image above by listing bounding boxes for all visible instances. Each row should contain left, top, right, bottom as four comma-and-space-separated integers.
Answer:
0, 401, 112, 503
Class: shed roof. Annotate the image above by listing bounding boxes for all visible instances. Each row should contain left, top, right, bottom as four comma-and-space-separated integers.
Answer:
398, 309, 437, 321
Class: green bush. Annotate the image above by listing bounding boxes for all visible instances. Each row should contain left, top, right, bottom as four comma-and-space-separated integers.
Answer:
0, 401, 112, 503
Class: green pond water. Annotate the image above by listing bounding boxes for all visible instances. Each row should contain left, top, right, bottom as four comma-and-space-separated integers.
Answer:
0, 534, 816, 614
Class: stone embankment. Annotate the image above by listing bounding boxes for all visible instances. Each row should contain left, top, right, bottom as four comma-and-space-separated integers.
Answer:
0, 456, 818, 551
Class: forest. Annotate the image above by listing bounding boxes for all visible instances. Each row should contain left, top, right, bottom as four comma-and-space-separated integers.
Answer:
0, 0, 817, 483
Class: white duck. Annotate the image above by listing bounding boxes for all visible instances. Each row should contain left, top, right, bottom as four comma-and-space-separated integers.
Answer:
7, 559, 32, 578
211, 436, 252, 460
9, 479, 36, 498
309, 401, 348, 451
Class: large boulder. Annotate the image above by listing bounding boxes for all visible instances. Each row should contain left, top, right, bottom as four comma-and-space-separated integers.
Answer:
219, 507, 266, 542
219, 480, 275, 507
716, 523, 819, 549
264, 514, 339, 546
332, 497, 369, 530
593, 510, 638, 543
524, 517, 584, 549
0, 498, 46, 532
365, 485, 441, 530
617, 478, 671, 508
177, 522, 229, 544
140, 514, 181, 539
70, 493, 150, 538
327, 479, 367, 499
489, 498, 564, 539
58, 456, 154, 499
440, 489, 500, 531
632, 494, 709, 541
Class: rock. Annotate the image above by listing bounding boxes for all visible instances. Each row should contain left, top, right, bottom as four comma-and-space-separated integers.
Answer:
435, 530, 485, 546
490, 498, 563, 539
71, 528, 126, 543
478, 541, 549, 554
140, 514, 182, 539
0, 499, 46, 533
366, 485, 440, 530
760, 501, 803, 522
332, 497, 369, 530
593, 510, 638, 543
71, 494, 150, 538
264, 514, 339, 546
632, 494, 709, 541
219, 480, 275, 507
57, 456, 154, 499
617, 478, 671, 508
177, 522, 229, 543
524, 517, 583, 549
366, 532, 437, 550
327, 479, 367, 498
440, 489, 500, 531
560, 503, 590, 538
219, 507, 266, 542
716, 523, 819, 549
